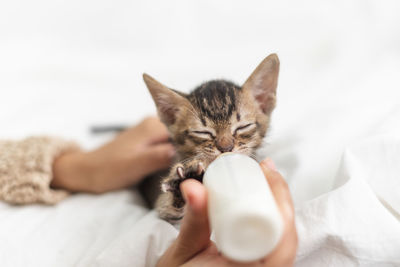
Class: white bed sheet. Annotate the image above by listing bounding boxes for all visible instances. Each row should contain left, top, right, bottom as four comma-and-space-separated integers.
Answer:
0, 0, 399, 266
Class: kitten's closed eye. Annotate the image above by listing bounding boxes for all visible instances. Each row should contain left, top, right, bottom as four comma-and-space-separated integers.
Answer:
190, 130, 215, 139
234, 123, 256, 135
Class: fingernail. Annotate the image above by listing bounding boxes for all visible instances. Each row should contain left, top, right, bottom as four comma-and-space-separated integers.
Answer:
261, 158, 277, 171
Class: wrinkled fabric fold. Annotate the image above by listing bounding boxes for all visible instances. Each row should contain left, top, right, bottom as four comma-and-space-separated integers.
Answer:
295, 134, 400, 266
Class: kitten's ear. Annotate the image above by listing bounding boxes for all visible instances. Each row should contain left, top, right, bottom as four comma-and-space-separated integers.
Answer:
242, 54, 280, 115
143, 73, 188, 125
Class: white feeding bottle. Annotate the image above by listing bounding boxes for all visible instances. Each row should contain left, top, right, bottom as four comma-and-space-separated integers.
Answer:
203, 153, 283, 263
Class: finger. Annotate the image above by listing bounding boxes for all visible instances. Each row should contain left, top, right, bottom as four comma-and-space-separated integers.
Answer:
262, 219, 298, 267
262, 228, 298, 267
148, 129, 170, 145
172, 179, 211, 265
260, 158, 294, 223
139, 116, 170, 144
259, 158, 298, 267
141, 143, 175, 174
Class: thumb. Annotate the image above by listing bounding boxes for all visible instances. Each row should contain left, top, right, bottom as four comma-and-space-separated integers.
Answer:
173, 179, 211, 264
141, 143, 175, 175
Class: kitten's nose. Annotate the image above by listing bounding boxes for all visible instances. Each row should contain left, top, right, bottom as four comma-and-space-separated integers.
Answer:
216, 137, 234, 153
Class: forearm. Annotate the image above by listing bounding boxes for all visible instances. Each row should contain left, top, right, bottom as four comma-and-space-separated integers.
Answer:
51, 148, 142, 194
51, 150, 97, 193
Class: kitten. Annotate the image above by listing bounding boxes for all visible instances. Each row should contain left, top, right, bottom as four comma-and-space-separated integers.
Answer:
143, 54, 279, 223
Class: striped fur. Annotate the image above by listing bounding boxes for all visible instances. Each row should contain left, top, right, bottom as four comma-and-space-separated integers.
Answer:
144, 53, 280, 223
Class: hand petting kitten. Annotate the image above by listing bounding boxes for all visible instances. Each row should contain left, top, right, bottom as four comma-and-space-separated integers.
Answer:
144, 54, 280, 222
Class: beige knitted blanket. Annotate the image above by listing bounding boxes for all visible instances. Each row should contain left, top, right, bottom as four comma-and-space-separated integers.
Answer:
0, 136, 79, 204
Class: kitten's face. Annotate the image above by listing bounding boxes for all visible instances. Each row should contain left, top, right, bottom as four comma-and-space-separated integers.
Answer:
144, 54, 279, 163
171, 81, 269, 160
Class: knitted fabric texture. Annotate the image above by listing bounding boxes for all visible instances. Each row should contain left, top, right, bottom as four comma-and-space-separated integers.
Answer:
0, 136, 79, 205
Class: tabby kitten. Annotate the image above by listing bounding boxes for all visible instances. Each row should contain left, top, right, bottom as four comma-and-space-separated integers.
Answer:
143, 54, 279, 223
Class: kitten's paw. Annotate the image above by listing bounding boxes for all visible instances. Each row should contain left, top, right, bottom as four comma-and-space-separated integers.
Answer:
159, 163, 188, 212
156, 192, 185, 223
161, 160, 205, 193
157, 160, 206, 223
177, 160, 205, 182
160, 163, 185, 193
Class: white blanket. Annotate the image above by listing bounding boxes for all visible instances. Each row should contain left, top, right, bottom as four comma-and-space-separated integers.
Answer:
0, 0, 399, 266
296, 134, 400, 266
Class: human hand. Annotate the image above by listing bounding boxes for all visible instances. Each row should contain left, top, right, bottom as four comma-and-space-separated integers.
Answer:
157, 158, 297, 267
52, 117, 175, 193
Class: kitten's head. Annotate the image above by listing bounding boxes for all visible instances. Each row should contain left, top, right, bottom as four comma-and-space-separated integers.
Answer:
144, 54, 279, 161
